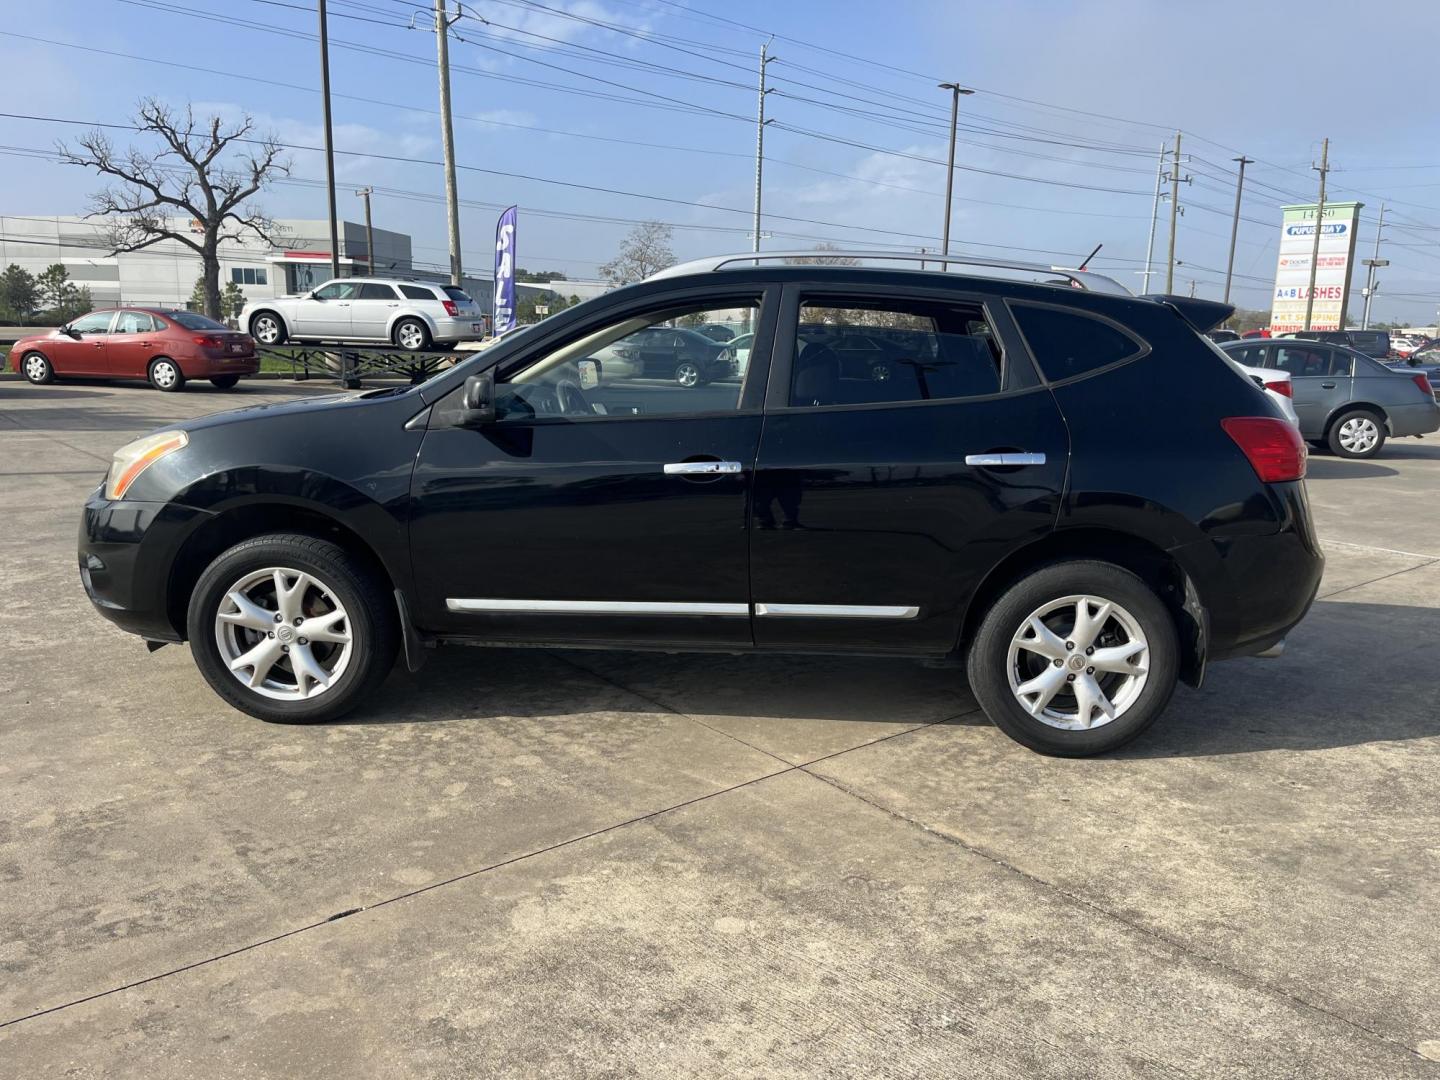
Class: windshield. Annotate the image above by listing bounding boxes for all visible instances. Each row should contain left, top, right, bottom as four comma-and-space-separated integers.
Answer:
167, 311, 228, 331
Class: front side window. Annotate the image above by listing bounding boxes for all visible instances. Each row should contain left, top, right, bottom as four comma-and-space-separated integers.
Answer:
313, 281, 359, 301
68, 311, 114, 335
495, 300, 757, 421
1010, 302, 1143, 382
789, 298, 1001, 407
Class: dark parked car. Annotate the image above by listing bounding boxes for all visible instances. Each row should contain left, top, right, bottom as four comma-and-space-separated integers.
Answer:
79, 254, 1323, 757
1283, 328, 1391, 359
696, 322, 736, 343
595, 325, 734, 387
1222, 338, 1439, 457
11, 308, 257, 391
1205, 328, 1241, 344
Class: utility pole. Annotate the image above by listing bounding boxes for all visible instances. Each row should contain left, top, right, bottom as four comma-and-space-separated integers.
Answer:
1361, 203, 1388, 330
1189, 279, 1197, 298
435, 0, 463, 285
1165, 131, 1187, 294
1141, 141, 1166, 294
317, 0, 340, 280
938, 81, 975, 261
1223, 155, 1254, 305
1302, 137, 1330, 332
752, 41, 775, 254
355, 188, 375, 274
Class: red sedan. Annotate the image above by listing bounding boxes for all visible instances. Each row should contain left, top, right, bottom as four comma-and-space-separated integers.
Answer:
10, 307, 259, 391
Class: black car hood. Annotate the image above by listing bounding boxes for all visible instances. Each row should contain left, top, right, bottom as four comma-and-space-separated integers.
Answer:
174, 389, 398, 434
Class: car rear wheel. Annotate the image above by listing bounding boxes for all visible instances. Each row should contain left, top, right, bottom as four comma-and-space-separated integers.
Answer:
966, 560, 1179, 756
674, 360, 702, 388
186, 533, 398, 723
1328, 409, 1385, 459
148, 357, 185, 392
250, 312, 285, 346
210, 375, 241, 390
393, 318, 431, 352
22, 352, 54, 385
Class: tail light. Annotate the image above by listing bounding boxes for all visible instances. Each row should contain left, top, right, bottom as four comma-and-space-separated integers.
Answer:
1413, 373, 1433, 397
1263, 378, 1292, 398
192, 335, 225, 348
1222, 417, 1307, 483
442, 300, 459, 316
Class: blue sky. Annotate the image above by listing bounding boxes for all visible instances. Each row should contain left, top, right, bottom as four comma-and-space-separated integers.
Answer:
3, 0, 1439, 322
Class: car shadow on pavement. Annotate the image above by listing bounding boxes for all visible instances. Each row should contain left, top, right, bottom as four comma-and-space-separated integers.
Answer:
1303, 458, 1399, 480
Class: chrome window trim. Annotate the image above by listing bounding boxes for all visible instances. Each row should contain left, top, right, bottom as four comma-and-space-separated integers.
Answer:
446, 599, 748, 616
754, 603, 920, 619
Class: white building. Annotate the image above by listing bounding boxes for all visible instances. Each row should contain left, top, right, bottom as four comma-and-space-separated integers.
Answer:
0, 215, 493, 313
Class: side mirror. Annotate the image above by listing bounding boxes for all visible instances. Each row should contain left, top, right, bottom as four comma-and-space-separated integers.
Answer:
459, 372, 495, 426
61, 324, 80, 339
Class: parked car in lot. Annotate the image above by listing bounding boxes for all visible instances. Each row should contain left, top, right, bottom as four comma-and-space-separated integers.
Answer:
1282, 328, 1391, 359
79, 252, 1324, 757
1389, 335, 1424, 359
592, 325, 735, 386
1222, 338, 1439, 457
10, 308, 256, 391
241, 277, 485, 351
724, 332, 755, 375
1235, 362, 1299, 427
1205, 328, 1241, 344
696, 323, 736, 342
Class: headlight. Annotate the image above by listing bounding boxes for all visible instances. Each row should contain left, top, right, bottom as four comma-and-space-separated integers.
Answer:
104, 430, 189, 501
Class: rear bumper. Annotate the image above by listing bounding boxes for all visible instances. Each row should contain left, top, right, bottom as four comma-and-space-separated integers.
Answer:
184, 354, 260, 377
431, 316, 486, 343
1386, 400, 1440, 438
1171, 480, 1324, 662
79, 491, 212, 642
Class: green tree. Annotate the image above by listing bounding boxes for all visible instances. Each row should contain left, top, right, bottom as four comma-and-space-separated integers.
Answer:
63, 286, 93, 322
221, 280, 245, 319
189, 275, 207, 312
0, 264, 39, 320
36, 263, 75, 311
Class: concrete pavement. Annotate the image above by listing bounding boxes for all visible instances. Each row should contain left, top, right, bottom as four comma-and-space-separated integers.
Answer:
2, 378, 1438, 1077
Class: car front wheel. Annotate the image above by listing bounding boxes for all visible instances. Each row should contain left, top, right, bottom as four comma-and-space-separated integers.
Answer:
966, 560, 1179, 756
1328, 409, 1386, 458
22, 352, 55, 384
186, 533, 398, 723
148, 357, 185, 392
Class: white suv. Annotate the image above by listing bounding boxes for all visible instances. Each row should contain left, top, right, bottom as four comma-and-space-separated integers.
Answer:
242, 278, 486, 351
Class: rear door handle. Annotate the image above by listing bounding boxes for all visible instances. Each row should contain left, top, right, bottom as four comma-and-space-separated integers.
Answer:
965, 453, 1047, 467
664, 461, 742, 475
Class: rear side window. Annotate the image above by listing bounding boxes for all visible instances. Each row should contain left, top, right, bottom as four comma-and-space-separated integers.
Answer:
169, 311, 228, 331
400, 285, 435, 301
789, 298, 1001, 407
1228, 344, 1264, 366
1010, 303, 1143, 381
357, 283, 398, 300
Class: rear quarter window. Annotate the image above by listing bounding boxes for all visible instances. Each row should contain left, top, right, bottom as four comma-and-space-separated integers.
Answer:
442, 286, 473, 303
1010, 302, 1145, 382
400, 285, 436, 300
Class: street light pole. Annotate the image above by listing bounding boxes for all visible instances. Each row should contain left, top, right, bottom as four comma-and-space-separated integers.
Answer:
1303, 137, 1330, 332
1223, 155, 1254, 305
317, 0, 341, 280
937, 82, 974, 262
1141, 142, 1166, 294
1361, 203, 1388, 330
355, 187, 375, 274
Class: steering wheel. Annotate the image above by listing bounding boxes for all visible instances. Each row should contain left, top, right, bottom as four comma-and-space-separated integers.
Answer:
555, 378, 591, 416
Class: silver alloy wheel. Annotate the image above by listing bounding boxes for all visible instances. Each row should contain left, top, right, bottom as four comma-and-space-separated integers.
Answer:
396, 321, 426, 350
253, 314, 281, 345
23, 354, 48, 382
151, 360, 179, 389
1337, 415, 1380, 454
1006, 593, 1150, 730
675, 361, 701, 387
214, 566, 354, 702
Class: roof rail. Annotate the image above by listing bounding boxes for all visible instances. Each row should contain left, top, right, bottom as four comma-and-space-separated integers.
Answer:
646, 250, 1132, 295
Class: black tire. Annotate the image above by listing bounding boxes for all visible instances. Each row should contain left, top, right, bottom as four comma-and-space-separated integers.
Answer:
393, 317, 432, 352
186, 533, 398, 724
210, 375, 241, 390
250, 311, 286, 346
966, 560, 1179, 757
148, 357, 185, 392
21, 351, 54, 385
1326, 408, 1386, 459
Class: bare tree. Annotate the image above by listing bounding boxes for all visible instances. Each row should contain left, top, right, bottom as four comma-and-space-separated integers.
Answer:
59, 99, 289, 318
599, 221, 675, 286
783, 242, 861, 266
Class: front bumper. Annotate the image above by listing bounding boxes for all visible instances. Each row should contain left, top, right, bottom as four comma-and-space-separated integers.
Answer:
79, 491, 213, 642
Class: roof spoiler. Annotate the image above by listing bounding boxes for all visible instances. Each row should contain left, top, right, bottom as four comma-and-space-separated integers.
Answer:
1142, 295, 1235, 334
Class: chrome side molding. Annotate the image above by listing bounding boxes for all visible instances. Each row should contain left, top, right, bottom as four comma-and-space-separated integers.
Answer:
445, 599, 748, 616
754, 603, 920, 619
965, 452, 1047, 467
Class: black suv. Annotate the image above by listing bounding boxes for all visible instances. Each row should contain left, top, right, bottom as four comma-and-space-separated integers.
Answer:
1286, 328, 1391, 359
79, 255, 1323, 756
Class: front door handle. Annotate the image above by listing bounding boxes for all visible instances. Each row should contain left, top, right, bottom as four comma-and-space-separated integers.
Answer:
1320, 382, 1336, 389
664, 461, 742, 476
965, 452, 1047, 467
